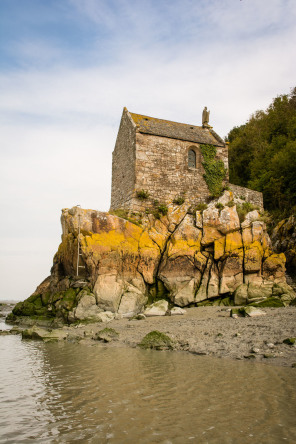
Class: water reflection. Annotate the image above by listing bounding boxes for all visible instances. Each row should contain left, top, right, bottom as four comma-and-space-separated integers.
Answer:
0, 336, 295, 443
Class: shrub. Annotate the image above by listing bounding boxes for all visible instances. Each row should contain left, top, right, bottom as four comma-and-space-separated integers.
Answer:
215, 203, 224, 210
157, 204, 168, 216
226, 200, 235, 207
109, 209, 129, 220
195, 203, 208, 212
136, 189, 150, 200
173, 196, 185, 205
259, 210, 272, 227
236, 202, 258, 223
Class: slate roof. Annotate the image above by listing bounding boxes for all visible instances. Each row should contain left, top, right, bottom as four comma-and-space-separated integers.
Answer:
129, 111, 225, 147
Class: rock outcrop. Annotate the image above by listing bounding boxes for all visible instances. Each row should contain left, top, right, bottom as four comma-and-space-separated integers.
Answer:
10, 191, 295, 323
272, 215, 296, 273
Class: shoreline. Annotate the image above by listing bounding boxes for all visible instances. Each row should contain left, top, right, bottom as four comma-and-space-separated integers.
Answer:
1, 304, 296, 367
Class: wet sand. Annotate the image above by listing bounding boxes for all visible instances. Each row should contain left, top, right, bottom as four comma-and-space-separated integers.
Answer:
101, 306, 296, 367
2, 304, 296, 367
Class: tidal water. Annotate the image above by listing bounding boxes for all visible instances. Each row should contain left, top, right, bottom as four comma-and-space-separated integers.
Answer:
0, 334, 295, 443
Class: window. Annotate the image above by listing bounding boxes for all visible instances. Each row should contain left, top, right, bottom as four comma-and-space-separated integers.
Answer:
188, 149, 196, 168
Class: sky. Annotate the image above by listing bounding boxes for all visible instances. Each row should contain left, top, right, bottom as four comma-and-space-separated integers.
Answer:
0, 0, 295, 301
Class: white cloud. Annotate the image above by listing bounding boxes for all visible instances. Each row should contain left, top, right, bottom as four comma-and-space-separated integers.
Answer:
0, 0, 295, 300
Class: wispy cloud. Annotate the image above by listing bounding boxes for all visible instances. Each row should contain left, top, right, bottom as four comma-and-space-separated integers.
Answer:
0, 0, 295, 300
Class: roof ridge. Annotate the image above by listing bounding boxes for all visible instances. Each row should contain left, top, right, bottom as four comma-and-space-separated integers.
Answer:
129, 111, 204, 130
127, 109, 225, 147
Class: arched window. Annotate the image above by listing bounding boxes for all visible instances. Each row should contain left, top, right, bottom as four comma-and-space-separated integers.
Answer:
188, 149, 196, 168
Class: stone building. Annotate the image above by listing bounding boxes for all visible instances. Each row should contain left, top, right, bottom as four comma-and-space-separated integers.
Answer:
110, 107, 263, 211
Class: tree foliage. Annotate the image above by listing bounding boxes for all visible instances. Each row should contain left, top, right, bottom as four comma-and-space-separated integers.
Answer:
228, 87, 296, 220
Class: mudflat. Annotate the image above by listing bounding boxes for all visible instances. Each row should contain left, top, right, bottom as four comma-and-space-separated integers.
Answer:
2, 304, 296, 367
103, 306, 296, 367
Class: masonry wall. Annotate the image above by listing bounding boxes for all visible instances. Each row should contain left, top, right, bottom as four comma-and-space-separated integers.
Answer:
229, 183, 264, 209
126, 133, 228, 211
110, 111, 137, 211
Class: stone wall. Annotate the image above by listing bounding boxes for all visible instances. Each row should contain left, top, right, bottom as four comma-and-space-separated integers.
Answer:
110, 109, 229, 212
229, 184, 264, 209
131, 133, 212, 211
110, 110, 137, 211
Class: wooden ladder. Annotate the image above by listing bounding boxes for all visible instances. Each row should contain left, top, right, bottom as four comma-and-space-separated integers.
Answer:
76, 210, 85, 276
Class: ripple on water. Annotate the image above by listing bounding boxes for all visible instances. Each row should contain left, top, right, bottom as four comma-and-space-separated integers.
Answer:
0, 336, 295, 443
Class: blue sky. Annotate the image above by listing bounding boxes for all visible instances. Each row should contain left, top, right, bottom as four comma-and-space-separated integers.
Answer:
0, 0, 295, 301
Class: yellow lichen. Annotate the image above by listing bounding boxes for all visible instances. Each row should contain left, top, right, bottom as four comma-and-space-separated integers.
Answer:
225, 231, 243, 254
214, 237, 225, 260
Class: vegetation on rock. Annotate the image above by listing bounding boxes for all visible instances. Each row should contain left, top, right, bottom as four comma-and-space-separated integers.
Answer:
139, 330, 174, 350
236, 202, 259, 223
194, 203, 208, 212
95, 328, 119, 342
248, 297, 285, 308
136, 189, 150, 200
173, 196, 185, 205
200, 144, 227, 198
283, 338, 296, 345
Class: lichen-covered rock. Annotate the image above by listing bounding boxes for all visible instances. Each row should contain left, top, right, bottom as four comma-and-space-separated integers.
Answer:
139, 330, 174, 350
10, 192, 295, 322
234, 284, 248, 305
97, 311, 115, 323
22, 326, 68, 342
95, 328, 119, 342
70, 291, 103, 322
118, 289, 147, 317
244, 306, 267, 317
262, 253, 286, 282
272, 215, 296, 272
144, 299, 168, 317
170, 307, 186, 315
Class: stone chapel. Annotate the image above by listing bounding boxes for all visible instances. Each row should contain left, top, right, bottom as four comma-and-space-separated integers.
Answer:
110, 107, 263, 211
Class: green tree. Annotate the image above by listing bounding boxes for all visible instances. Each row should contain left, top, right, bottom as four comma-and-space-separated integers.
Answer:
228, 87, 296, 220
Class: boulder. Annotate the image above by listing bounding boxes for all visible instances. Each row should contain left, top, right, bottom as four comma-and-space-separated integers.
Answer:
247, 282, 273, 300
234, 284, 248, 306
144, 300, 169, 317
241, 210, 261, 228
97, 311, 115, 323
73, 292, 103, 321
93, 274, 124, 312
95, 328, 119, 342
170, 307, 186, 315
22, 326, 67, 342
244, 306, 266, 317
139, 330, 174, 350
118, 290, 147, 317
